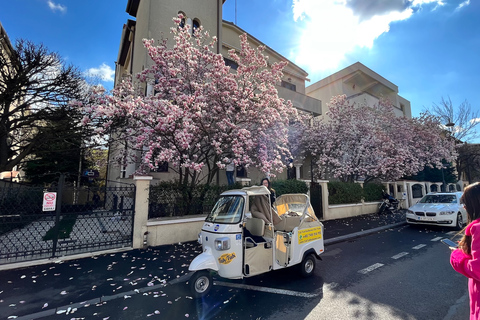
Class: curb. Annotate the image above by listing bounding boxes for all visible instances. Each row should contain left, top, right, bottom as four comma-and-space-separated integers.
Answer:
324, 221, 407, 246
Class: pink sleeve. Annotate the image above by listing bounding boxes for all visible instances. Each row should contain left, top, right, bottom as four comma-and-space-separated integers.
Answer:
451, 223, 480, 281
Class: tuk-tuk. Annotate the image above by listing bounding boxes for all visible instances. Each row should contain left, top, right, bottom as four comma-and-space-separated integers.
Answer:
188, 186, 324, 297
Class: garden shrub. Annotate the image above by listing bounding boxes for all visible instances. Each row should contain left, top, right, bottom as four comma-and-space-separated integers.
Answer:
362, 182, 384, 202
271, 179, 308, 197
328, 181, 363, 204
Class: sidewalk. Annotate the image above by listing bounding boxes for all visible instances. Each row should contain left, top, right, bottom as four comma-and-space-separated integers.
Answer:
0, 211, 406, 320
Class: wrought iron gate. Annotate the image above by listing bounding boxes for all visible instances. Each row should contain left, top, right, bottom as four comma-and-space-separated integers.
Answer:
310, 182, 323, 220
0, 180, 135, 265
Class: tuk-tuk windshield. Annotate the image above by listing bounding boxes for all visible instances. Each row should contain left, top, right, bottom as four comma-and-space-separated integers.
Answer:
206, 196, 244, 224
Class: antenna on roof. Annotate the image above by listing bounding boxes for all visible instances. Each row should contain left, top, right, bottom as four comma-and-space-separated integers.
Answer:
235, 0, 237, 25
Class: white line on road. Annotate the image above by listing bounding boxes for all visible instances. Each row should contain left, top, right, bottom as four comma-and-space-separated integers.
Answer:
358, 263, 384, 274
412, 244, 426, 250
214, 281, 320, 298
431, 237, 443, 242
392, 252, 409, 259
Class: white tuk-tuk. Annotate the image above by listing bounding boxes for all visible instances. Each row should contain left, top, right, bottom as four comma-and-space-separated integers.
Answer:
188, 186, 324, 297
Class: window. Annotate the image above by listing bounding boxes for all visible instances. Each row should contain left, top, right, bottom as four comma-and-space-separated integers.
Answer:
192, 19, 200, 36
281, 80, 296, 92
178, 11, 186, 29
236, 165, 247, 178
412, 184, 423, 198
151, 161, 168, 173
224, 57, 238, 70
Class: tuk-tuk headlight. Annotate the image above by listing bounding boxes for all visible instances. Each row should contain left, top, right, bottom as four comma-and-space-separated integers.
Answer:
197, 232, 203, 245
214, 237, 230, 251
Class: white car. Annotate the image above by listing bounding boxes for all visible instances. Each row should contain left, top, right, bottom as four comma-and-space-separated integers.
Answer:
406, 192, 467, 230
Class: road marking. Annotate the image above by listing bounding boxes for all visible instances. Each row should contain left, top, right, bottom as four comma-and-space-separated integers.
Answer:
446, 231, 456, 235
412, 244, 426, 250
358, 263, 384, 274
214, 281, 320, 298
392, 252, 409, 259
431, 237, 443, 242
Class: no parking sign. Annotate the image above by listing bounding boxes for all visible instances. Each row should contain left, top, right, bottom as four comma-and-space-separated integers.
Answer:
43, 192, 57, 211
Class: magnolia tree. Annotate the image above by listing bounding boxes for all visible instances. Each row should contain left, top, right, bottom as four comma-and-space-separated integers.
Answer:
81, 16, 297, 188
302, 95, 457, 182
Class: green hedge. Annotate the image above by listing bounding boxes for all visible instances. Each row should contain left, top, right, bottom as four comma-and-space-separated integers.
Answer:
362, 182, 384, 202
327, 181, 363, 204
271, 179, 308, 197
328, 181, 385, 204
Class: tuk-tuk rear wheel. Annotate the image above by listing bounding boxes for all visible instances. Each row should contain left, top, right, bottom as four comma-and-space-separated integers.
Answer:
300, 254, 316, 277
190, 270, 212, 298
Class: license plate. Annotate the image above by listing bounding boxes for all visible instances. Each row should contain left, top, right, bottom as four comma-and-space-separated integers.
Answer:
418, 216, 435, 221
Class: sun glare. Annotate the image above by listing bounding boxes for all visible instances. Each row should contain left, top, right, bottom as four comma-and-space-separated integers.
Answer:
290, 0, 445, 76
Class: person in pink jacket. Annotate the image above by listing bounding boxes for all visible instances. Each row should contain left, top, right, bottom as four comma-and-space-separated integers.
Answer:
450, 182, 480, 319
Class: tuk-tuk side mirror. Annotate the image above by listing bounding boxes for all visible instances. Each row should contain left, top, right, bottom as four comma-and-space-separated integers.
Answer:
242, 212, 252, 227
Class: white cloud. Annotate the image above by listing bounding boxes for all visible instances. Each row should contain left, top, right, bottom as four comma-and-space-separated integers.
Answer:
85, 63, 115, 82
471, 117, 480, 125
456, 0, 470, 11
290, 0, 445, 74
47, 1, 67, 13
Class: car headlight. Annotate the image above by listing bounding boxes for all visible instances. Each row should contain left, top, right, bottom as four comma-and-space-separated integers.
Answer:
440, 211, 455, 215
407, 210, 414, 214
214, 237, 230, 251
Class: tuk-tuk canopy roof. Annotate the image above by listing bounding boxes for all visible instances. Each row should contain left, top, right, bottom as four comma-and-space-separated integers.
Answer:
221, 185, 270, 197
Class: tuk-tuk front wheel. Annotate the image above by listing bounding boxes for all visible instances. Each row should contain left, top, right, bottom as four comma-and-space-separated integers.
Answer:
190, 270, 212, 298
300, 254, 316, 277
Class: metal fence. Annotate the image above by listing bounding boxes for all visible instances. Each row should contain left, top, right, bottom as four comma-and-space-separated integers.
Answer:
0, 180, 135, 265
147, 183, 231, 219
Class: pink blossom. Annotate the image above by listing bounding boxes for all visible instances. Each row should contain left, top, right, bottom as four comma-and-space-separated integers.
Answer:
79, 16, 298, 185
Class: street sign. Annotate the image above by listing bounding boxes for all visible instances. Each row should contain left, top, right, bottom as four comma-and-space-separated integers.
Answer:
43, 192, 57, 211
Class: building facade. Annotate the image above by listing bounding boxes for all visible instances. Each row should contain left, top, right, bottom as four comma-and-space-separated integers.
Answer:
111, 0, 322, 185
306, 62, 411, 121
110, 0, 412, 186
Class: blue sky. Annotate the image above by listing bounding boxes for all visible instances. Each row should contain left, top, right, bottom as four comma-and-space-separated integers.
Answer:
1, 0, 479, 140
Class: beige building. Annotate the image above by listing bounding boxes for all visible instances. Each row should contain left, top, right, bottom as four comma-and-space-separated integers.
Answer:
306, 62, 412, 120
111, 0, 411, 186
112, 0, 322, 185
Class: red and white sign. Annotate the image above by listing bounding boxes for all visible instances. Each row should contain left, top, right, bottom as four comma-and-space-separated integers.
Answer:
43, 192, 57, 211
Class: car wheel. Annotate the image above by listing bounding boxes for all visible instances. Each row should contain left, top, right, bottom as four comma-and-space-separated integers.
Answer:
189, 270, 212, 298
299, 254, 316, 277
455, 213, 464, 231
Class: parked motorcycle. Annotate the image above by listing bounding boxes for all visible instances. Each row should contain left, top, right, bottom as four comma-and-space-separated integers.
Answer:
378, 190, 399, 214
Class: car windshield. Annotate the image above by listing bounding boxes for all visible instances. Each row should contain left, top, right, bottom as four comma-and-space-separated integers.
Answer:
206, 196, 244, 224
419, 195, 457, 204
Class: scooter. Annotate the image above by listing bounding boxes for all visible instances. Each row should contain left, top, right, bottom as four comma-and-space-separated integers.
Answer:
188, 186, 324, 298
378, 190, 399, 214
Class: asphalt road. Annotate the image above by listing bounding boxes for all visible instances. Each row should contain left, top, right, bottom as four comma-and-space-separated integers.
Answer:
24, 224, 469, 320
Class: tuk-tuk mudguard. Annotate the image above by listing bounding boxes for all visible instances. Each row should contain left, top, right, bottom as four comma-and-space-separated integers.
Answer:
188, 247, 219, 272
303, 248, 322, 260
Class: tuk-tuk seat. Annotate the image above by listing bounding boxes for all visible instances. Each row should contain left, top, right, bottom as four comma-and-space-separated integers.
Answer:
245, 217, 265, 237
274, 212, 301, 232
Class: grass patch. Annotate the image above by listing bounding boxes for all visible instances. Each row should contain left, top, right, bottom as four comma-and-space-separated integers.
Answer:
43, 214, 77, 241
